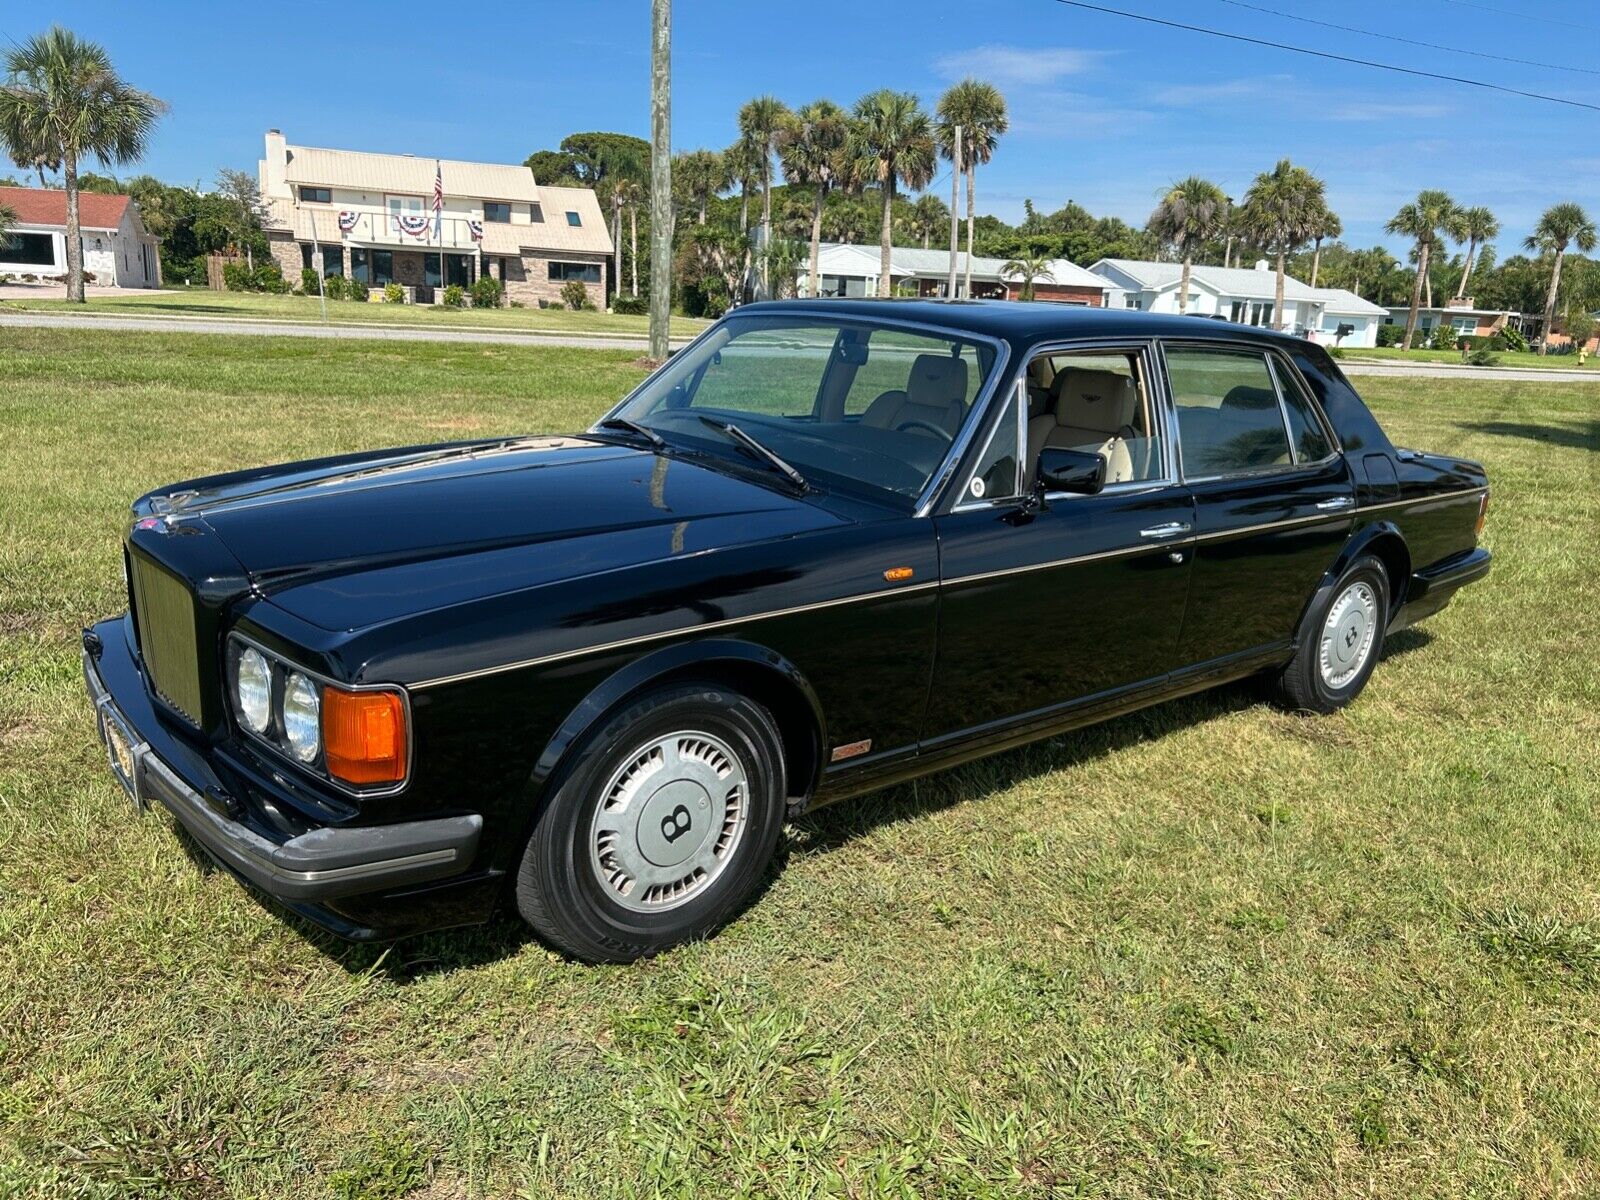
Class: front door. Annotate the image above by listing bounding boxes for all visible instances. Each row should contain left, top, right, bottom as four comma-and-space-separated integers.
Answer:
925, 343, 1196, 742
1162, 342, 1355, 667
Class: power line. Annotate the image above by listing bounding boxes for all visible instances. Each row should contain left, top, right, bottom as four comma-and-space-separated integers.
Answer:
1050, 0, 1600, 113
1216, 0, 1600, 76
1433, 0, 1600, 35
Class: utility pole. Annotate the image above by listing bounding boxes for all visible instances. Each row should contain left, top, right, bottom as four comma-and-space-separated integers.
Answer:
648, 0, 672, 362
946, 125, 961, 298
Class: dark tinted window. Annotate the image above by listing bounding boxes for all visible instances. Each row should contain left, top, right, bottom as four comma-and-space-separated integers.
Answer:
529, 202, 544, 222
484, 201, 511, 222
548, 260, 601, 283
565, 211, 581, 226
1274, 361, 1333, 461
298, 186, 331, 203
1, 232, 55, 266
1167, 347, 1292, 477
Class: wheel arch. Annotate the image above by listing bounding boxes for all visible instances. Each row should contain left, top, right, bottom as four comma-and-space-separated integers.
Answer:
525, 638, 827, 828
1294, 521, 1412, 645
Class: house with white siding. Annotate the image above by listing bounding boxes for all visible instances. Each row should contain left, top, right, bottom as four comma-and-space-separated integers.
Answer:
1089, 258, 1386, 348
804, 242, 1113, 305
0, 185, 161, 287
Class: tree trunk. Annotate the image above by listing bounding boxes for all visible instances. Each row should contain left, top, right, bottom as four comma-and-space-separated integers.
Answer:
963, 163, 976, 298
629, 202, 639, 297
1274, 248, 1287, 331
809, 184, 824, 298
760, 156, 773, 296
739, 183, 748, 233
1179, 254, 1192, 315
611, 197, 623, 307
946, 125, 961, 297
1540, 247, 1564, 355
1456, 238, 1478, 301
878, 175, 895, 298
648, 0, 672, 361
1424, 267, 1433, 310
1402, 241, 1428, 351
1223, 235, 1233, 269
1310, 238, 1323, 289
64, 151, 85, 303
697, 195, 707, 224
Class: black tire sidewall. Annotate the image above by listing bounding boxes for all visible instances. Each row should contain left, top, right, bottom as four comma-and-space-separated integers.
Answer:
517, 684, 785, 960
1306, 556, 1389, 708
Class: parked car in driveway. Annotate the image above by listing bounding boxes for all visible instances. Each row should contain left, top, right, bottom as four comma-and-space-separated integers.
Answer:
84, 300, 1491, 961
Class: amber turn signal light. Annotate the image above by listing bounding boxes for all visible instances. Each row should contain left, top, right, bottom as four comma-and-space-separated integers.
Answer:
883, 566, 914, 582
323, 686, 407, 786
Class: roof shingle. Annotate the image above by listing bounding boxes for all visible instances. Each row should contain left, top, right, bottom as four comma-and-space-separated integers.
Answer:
0, 186, 131, 231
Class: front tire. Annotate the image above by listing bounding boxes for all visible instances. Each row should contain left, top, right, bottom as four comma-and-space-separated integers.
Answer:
1272, 554, 1389, 714
515, 683, 786, 963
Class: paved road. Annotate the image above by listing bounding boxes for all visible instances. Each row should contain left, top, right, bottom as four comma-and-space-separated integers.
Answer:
6, 310, 1598, 381
0, 310, 689, 351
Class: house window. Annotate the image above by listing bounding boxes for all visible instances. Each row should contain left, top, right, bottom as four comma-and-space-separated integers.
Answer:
1, 232, 56, 266
484, 201, 511, 223
322, 246, 343, 277
351, 247, 394, 285
548, 260, 601, 283
1124, 295, 1141, 309
386, 195, 423, 231
529, 202, 544, 223
564, 211, 582, 227
445, 253, 470, 288
299, 186, 331, 203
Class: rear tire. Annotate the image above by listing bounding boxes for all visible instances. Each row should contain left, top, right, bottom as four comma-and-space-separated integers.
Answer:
1272, 555, 1389, 714
515, 683, 786, 963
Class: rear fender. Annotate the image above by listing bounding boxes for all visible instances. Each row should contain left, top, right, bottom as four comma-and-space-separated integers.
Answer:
1291, 521, 1412, 645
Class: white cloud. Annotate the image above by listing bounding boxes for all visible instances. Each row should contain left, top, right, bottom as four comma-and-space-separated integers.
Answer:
1150, 75, 1292, 107
932, 45, 1109, 85
1326, 100, 1454, 122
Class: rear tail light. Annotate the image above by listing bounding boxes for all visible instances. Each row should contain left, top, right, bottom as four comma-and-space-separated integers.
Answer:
323, 687, 408, 786
1475, 491, 1489, 540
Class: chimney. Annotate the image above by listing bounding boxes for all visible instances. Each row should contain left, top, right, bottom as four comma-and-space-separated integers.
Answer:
1253, 258, 1270, 272
261, 129, 289, 199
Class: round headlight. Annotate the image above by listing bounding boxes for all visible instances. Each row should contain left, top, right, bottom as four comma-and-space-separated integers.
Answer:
235, 648, 272, 733
282, 672, 322, 763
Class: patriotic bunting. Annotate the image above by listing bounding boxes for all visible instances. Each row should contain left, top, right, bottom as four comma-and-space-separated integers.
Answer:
337, 210, 360, 234
394, 214, 432, 239
467, 220, 484, 242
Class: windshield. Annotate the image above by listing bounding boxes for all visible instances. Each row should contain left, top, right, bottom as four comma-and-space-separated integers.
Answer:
604, 314, 999, 505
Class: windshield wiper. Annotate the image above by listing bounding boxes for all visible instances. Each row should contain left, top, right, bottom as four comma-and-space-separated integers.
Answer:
695, 416, 809, 492
595, 416, 666, 450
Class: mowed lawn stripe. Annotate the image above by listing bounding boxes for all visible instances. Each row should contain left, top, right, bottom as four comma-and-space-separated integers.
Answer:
2, 328, 1598, 1198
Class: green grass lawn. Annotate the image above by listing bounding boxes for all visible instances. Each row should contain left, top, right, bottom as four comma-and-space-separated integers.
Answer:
0, 287, 710, 338
3, 329, 1599, 1198
1345, 344, 1596, 370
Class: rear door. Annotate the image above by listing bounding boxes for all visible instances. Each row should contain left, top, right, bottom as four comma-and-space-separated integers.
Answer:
1162, 341, 1354, 668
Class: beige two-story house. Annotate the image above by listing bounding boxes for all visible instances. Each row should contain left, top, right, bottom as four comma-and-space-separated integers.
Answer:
259, 130, 611, 306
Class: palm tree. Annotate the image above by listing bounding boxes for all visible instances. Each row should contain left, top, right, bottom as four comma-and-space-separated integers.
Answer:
908, 193, 948, 249
1385, 190, 1457, 350
0, 201, 15, 244
1146, 176, 1229, 315
1240, 159, 1325, 332
724, 135, 761, 235
1306, 203, 1342, 288
1525, 202, 1597, 354
850, 90, 936, 298
0, 27, 165, 303
674, 149, 727, 225
1450, 205, 1499, 302
614, 176, 643, 297
776, 99, 849, 299
1001, 253, 1053, 301
935, 79, 1008, 298
737, 95, 790, 295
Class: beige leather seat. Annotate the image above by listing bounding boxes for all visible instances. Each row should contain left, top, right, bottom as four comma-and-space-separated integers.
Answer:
861, 353, 969, 438
1028, 368, 1140, 484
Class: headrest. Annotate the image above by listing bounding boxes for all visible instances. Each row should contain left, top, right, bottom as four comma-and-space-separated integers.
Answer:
1220, 384, 1279, 414
1052, 368, 1137, 432
905, 353, 969, 409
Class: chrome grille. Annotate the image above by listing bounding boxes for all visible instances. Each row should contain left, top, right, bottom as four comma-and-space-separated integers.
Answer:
128, 552, 203, 725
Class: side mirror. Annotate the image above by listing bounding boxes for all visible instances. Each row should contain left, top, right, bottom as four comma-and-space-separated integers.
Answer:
1036, 447, 1105, 495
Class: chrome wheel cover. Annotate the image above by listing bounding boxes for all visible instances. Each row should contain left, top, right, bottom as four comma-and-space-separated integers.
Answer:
587, 729, 750, 913
1319, 581, 1379, 690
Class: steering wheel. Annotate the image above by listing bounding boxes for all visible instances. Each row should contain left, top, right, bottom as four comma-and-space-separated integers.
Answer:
896, 418, 953, 441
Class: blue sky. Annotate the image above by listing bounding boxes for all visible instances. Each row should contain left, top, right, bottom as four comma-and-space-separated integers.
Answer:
12, 0, 1599, 256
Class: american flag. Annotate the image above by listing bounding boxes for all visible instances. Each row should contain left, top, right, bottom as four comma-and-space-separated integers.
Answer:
432, 161, 443, 238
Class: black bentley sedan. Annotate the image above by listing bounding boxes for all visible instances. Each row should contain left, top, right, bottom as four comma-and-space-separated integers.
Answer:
84, 301, 1490, 961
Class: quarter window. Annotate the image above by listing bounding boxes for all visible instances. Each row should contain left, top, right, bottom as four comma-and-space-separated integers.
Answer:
1273, 360, 1333, 462
1167, 346, 1293, 477
965, 382, 1022, 502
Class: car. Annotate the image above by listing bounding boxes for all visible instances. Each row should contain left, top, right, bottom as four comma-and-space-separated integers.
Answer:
83, 300, 1491, 962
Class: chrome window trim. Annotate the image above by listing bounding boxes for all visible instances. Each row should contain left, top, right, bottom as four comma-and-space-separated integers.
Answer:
227, 632, 415, 799
592, 307, 1010, 519
1266, 349, 1344, 463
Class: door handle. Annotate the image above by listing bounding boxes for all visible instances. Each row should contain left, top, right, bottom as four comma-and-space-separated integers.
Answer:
1315, 497, 1355, 511
1139, 521, 1192, 540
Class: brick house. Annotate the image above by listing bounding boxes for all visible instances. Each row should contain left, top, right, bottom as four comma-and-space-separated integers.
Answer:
0, 185, 161, 287
258, 130, 611, 306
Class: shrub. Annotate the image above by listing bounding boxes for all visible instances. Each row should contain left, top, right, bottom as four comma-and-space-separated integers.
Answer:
1376, 323, 1405, 348
0, 273, 10, 284
223, 260, 288, 293
560, 279, 589, 311
1431, 323, 1462, 352
82, 271, 96, 284
612, 293, 647, 316
442, 284, 465, 308
301, 267, 319, 294
345, 276, 370, 302
546, 300, 564, 311
470, 276, 503, 309
1466, 346, 1500, 366
323, 274, 345, 301
383, 282, 404, 304
1499, 324, 1529, 352
222, 261, 251, 291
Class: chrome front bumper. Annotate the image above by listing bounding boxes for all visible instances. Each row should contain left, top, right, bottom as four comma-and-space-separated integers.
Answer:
82, 621, 481, 904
